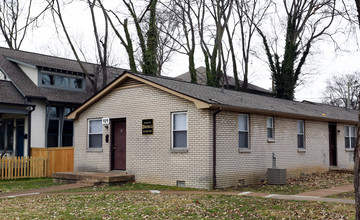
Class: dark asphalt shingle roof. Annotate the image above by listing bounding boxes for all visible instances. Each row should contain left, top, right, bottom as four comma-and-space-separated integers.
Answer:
0, 47, 125, 104
0, 80, 26, 105
132, 72, 358, 123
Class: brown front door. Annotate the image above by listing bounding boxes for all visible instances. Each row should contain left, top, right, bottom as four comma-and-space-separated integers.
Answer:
111, 119, 126, 170
329, 122, 337, 166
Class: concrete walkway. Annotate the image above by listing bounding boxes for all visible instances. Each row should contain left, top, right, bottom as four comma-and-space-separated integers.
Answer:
0, 183, 355, 205
0, 183, 92, 199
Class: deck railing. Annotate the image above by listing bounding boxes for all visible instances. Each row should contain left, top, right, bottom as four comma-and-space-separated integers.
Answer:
0, 156, 48, 180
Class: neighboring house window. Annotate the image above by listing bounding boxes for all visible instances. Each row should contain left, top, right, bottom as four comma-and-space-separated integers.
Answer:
297, 120, 305, 148
88, 119, 103, 149
267, 117, 274, 139
41, 72, 84, 90
0, 120, 14, 153
238, 114, 249, 148
47, 106, 74, 147
345, 126, 356, 149
172, 112, 187, 148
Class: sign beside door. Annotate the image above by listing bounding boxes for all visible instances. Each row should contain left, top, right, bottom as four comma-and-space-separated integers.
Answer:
142, 119, 154, 135
102, 118, 110, 125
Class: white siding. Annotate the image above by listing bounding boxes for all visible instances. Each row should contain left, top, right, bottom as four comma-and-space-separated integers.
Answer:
30, 100, 46, 148
18, 64, 38, 86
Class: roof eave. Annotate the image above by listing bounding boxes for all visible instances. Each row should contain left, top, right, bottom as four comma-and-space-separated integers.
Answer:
209, 104, 358, 125
67, 72, 211, 120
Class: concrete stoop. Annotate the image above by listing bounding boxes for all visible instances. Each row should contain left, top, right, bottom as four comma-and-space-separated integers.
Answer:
52, 171, 135, 186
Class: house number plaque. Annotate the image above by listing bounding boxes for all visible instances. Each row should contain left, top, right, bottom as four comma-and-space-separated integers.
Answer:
142, 119, 154, 135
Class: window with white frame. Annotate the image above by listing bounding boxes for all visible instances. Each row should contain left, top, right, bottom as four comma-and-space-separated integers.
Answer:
172, 112, 187, 148
238, 114, 249, 148
88, 119, 103, 149
297, 120, 305, 148
267, 117, 274, 139
345, 125, 356, 149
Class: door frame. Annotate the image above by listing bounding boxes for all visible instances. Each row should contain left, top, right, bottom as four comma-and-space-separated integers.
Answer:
110, 118, 126, 170
328, 122, 337, 166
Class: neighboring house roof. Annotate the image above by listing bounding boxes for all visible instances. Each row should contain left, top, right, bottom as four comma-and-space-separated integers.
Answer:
0, 47, 125, 105
0, 80, 26, 105
176, 66, 272, 95
68, 71, 358, 125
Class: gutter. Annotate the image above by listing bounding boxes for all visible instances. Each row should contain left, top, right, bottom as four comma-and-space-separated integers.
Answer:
27, 105, 36, 157
213, 108, 222, 190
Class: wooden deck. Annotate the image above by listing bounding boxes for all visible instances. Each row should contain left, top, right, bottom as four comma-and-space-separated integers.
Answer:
53, 171, 135, 185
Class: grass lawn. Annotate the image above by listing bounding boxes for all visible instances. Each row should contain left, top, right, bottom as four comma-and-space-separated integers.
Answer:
0, 193, 355, 219
234, 171, 353, 195
0, 178, 59, 193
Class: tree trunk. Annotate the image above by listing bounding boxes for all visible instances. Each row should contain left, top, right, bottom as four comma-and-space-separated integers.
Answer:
355, 92, 360, 219
354, 1, 360, 218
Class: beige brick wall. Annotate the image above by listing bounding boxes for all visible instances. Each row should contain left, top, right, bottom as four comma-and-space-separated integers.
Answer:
74, 84, 213, 189
336, 123, 355, 169
215, 111, 353, 188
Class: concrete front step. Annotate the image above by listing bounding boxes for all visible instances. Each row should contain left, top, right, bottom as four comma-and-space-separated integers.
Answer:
53, 171, 135, 185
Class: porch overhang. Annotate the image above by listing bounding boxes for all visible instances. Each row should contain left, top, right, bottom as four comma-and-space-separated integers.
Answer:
0, 103, 35, 115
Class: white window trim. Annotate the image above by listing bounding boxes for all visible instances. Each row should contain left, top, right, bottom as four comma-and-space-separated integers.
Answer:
267, 117, 274, 140
345, 125, 356, 149
171, 112, 188, 149
297, 120, 305, 149
88, 118, 103, 150
238, 114, 249, 149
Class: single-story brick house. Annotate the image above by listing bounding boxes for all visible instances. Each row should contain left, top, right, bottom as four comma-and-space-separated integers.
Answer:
67, 71, 358, 189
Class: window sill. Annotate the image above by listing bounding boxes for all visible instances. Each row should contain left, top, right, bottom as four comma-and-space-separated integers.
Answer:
170, 148, 188, 153
267, 138, 275, 143
345, 148, 354, 152
297, 148, 306, 153
238, 148, 251, 153
87, 148, 103, 152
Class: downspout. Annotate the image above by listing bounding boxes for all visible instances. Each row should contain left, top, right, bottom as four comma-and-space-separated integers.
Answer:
27, 105, 36, 157
213, 108, 222, 190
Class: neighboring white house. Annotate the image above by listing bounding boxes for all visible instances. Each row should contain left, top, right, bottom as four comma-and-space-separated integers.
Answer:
0, 47, 123, 157
67, 71, 358, 189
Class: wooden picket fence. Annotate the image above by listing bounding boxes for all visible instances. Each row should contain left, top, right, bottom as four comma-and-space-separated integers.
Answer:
0, 156, 48, 180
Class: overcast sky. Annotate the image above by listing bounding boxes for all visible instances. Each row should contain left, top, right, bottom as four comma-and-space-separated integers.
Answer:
7, 0, 360, 103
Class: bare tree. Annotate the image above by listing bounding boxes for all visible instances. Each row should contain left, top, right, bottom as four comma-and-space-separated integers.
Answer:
322, 73, 360, 110
0, 0, 51, 49
48, 0, 109, 93
232, 0, 271, 91
100, 0, 159, 76
88, 0, 108, 88
155, 5, 179, 75
259, 0, 337, 100
159, 0, 198, 82
196, 0, 233, 87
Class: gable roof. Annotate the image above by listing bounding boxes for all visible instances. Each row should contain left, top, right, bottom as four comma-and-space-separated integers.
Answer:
0, 80, 26, 105
0, 47, 125, 105
67, 71, 358, 125
176, 66, 272, 95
